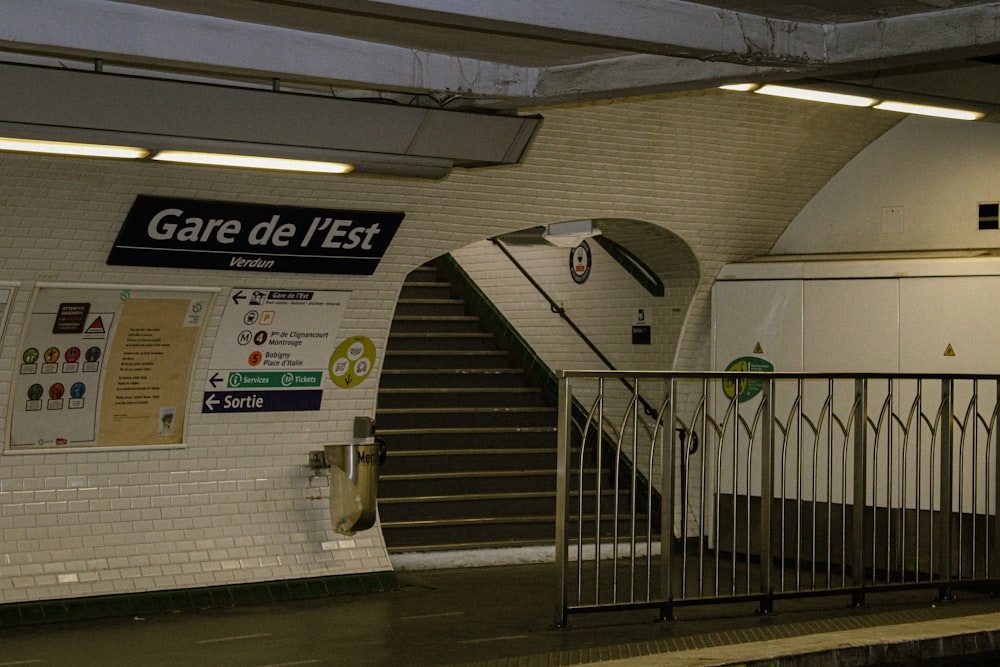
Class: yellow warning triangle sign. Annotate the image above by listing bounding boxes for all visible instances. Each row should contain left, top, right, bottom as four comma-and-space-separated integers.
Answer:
753, 342, 764, 354
944, 343, 956, 357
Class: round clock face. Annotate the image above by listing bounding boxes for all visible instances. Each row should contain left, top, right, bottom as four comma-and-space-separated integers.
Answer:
570, 241, 591, 284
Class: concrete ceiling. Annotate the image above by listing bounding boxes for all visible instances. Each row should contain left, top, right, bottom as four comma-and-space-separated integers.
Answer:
1, 0, 998, 113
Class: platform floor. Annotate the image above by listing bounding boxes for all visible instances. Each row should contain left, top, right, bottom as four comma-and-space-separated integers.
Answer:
2, 561, 1000, 666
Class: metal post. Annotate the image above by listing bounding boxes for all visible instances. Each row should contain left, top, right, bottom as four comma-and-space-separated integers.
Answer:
938, 378, 954, 600
660, 377, 678, 621
851, 377, 867, 607
554, 374, 573, 628
759, 377, 774, 614
994, 379, 1000, 579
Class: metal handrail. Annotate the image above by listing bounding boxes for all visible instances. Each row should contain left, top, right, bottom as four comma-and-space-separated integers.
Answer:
555, 370, 1000, 627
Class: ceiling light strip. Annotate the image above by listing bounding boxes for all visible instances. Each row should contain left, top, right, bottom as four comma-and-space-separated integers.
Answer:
0, 137, 148, 159
873, 101, 984, 121
754, 84, 876, 107
722, 84, 984, 121
151, 150, 354, 174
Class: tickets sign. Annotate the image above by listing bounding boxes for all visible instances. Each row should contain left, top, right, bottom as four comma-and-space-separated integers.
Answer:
108, 195, 404, 275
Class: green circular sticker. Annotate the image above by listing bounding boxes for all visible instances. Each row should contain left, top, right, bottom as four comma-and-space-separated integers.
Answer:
722, 356, 774, 402
329, 336, 376, 388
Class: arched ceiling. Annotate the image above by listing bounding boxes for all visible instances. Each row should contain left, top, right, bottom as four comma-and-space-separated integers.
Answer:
1, 0, 998, 116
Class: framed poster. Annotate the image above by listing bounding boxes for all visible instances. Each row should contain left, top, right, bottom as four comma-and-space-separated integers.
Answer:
8, 284, 215, 450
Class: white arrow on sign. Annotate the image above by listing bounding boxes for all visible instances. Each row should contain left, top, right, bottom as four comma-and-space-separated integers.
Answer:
204, 394, 220, 411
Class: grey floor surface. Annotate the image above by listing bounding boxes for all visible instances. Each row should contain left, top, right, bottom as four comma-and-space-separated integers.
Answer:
2, 562, 1000, 666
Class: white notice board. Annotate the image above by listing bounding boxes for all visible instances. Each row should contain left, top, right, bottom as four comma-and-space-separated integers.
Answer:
8, 284, 215, 449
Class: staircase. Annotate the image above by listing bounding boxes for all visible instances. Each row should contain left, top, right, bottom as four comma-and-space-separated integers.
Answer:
376, 260, 564, 553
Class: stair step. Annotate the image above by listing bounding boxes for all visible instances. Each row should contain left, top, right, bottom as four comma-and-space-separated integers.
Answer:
386, 538, 554, 554
387, 332, 497, 351
380, 515, 655, 548
381, 468, 555, 482
377, 386, 544, 409
377, 406, 555, 429
398, 281, 454, 299
393, 298, 468, 317
378, 425, 555, 436
379, 427, 555, 451
380, 470, 555, 496
379, 368, 530, 388
389, 315, 483, 334
385, 447, 556, 474
383, 349, 512, 370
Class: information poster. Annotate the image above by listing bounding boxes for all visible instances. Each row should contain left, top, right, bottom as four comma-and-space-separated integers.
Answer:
202, 288, 350, 414
9, 285, 213, 449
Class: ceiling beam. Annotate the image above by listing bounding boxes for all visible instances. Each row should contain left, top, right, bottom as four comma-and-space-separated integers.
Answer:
0, 0, 537, 99
1, 0, 997, 108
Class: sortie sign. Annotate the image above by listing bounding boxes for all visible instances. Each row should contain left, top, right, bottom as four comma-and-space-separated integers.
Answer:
108, 195, 404, 275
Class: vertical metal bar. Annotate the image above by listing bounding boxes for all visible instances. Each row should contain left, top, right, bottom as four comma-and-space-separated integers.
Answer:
939, 378, 954, 598
630, 380, 639, 603
826, 379, 834, 589
971, 380, 979, 579
886, 379, 894, 584
796, 380, 803, 593
759, 377, 774, 614
594, 379, 604, 602
994, 379, 1000, 580
699, 378, 709, 598
555, 374, 573, 628
915, 379, 923, 582
662, 377, 678, 620
732, 391, 740, 595
851, 378, 867, 605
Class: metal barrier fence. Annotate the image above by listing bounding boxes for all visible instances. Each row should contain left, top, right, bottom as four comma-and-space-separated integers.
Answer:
554, 371, 1000, 627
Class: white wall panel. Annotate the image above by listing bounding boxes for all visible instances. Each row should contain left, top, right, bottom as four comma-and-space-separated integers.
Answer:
712, 280, 803, 372
803, 279, 899, 373
899, 276, 1000, 373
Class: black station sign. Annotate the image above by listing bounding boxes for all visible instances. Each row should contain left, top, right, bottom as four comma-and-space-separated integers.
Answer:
108, 195, 404, 275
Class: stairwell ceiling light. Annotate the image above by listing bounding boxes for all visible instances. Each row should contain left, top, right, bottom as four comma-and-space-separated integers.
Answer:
543, 219, 602, 248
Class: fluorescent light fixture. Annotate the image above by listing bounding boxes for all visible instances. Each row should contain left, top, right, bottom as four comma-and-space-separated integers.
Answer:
719, 83, 758, 92
755, 84, 876, 107
873, 101, 984, 121
543, 219, 602, 248
152, 150, 354, 174
0, 136, 148, 159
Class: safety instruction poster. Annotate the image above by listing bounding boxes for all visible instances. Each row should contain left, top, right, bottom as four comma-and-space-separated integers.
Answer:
9, 285, 213, 448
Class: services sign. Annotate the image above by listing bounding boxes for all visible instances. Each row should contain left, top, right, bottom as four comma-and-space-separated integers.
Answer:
108, 195, 404, 275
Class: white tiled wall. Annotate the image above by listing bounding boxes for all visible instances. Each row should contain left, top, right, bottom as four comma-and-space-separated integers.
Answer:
0, 89, 898, 603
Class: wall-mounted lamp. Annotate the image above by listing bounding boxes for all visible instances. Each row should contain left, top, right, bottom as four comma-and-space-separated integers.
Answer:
542, 219, 602, 248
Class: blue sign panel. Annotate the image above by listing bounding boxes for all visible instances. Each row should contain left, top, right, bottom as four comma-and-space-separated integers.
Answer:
201, 389, 323, 413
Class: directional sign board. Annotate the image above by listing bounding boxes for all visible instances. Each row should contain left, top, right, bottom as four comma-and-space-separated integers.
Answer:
203, 288, 349, 414
202, 389, 323, 413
